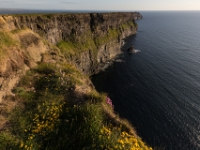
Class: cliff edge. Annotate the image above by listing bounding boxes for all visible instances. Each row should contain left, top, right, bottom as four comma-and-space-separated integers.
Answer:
0, 12, 153, 150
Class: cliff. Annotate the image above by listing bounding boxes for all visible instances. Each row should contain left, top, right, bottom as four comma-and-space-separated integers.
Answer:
0, 12, 142, 102
0, 12, 154, 150
13, 12, 141, 73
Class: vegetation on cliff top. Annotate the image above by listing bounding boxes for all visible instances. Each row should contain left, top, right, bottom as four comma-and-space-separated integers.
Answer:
0, 62, 152, 150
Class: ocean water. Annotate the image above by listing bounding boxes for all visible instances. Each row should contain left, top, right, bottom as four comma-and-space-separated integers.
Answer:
91, 11, 200, 150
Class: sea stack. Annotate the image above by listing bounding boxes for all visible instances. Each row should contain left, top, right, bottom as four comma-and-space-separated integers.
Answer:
127, 45, 135, 53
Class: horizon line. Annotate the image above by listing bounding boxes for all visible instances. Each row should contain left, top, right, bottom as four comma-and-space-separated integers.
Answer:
0, 8, 200, 11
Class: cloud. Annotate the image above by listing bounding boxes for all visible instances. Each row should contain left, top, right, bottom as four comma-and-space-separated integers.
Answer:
61, 1, 77, 4
0, 0, 15, 3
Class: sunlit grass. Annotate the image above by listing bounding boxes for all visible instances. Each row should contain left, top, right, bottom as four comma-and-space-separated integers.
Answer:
0, 31, 16, 48
0, 61, 153, 150
0, 31, 16, 61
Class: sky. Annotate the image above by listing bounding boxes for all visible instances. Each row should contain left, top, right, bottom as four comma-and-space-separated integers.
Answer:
0, 0, 199, 11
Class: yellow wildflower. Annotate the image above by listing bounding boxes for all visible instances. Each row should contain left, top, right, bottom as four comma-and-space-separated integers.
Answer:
19, 142, 24, 148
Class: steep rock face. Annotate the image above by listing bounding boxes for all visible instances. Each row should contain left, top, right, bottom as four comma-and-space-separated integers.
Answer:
0, 12, 142, 102
13, 12, 142, 74
14, 13, 142, 44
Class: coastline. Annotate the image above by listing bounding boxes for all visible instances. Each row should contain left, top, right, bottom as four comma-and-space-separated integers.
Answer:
0, 12, 154, 149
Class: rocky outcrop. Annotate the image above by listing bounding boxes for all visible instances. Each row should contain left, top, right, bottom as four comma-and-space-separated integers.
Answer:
0, 12, 142, 102
127, 45, 135, 52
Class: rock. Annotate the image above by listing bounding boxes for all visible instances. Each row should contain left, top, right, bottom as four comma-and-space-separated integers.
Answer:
127, 45, 135, 53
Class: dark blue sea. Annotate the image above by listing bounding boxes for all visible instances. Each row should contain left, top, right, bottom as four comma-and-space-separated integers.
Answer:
91, 11, 200, 150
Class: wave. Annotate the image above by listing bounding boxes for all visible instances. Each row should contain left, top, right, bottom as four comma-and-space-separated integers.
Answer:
128, 49, 141, 53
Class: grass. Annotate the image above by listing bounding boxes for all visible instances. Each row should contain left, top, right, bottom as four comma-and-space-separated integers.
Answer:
0, 31, 17, 61
0, 132, 19, 150
0, 48, 6, 60
0, 31, 16, 48
0, 61, 153, 150
57, 31, 97, 60
94, 21, 137, 47
94, 28, 120, 47
120, 21, 137, 30
11, 29, 25, 34
57, 41, 76, 58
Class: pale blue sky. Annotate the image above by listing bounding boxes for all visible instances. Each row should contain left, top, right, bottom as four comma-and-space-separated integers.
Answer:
0, 0, 199, 11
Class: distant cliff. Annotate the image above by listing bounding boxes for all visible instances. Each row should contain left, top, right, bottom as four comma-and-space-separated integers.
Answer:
0, 12, 142, 102
14, 12, 142, 74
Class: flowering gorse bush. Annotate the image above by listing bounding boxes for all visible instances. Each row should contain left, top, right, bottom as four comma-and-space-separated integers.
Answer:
19, 101, 65, 150
98, 126, 153, 150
